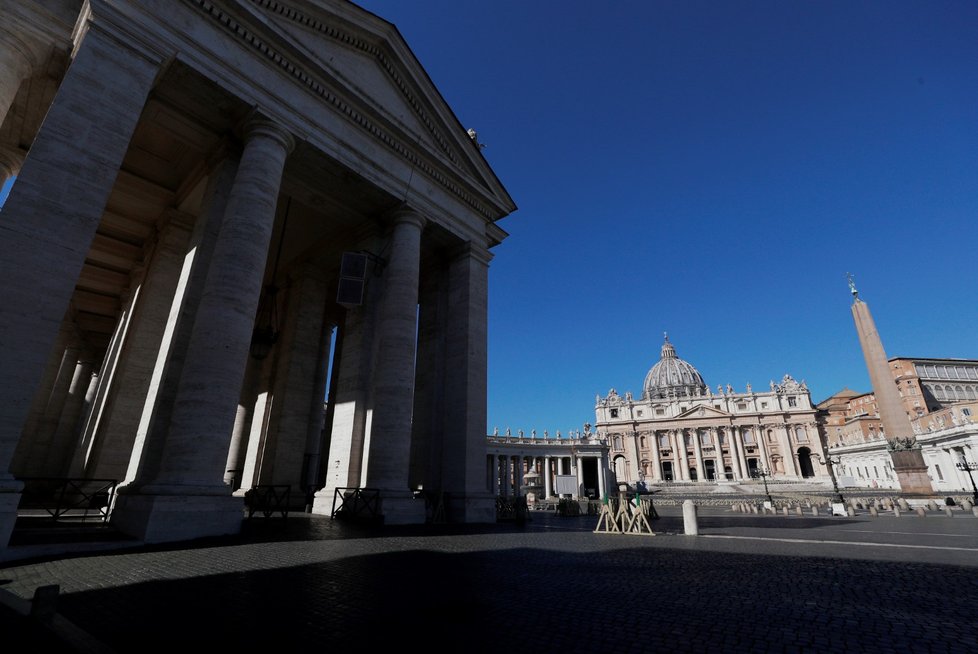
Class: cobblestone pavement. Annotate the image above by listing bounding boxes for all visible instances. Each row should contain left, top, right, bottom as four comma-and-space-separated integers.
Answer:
2, 507, 978, 653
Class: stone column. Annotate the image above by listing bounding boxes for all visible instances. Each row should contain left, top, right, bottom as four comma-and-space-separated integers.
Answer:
83, 213, 196, 482
0, 24, 40, 181
649, 433, 662, 482
730, 426, 748, 479
575, 455, 584, 498
597, 456, 607, 500
312, 267, 382, 514
544, 455, 552, 499
692, 428, 705, 481
440, 242, 494, 522
709, 428, 723, 479
677, 430, 691, 481
361, 208, 426, 524
628, 431, 642, 481
111, 118, 294, 543
0, 25, 161, 547
10, 318, 78, 476
756, 423, 771, 471
780, 425, 799, 476
248, 266, 329, 491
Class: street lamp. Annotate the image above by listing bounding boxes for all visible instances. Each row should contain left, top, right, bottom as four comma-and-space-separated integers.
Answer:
956, 459, 978, 505
751, 466, 773, 505
811, 453, 845, 504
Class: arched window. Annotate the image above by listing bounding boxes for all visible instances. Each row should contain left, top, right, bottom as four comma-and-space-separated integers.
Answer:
684, 432, 691, 446
613, 435, 622, 450
718, 430, 726, 445
955, 385, 965, 400
742, 429, 754, 444
640, 435, 647, 449
935, 386, 946, 400
966, 386, 976, 401
767, 429, 776, 443
658, 433, 669, 448
699, 429, 711, 446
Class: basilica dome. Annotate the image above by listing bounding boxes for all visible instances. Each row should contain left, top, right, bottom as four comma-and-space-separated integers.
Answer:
643, 335, 708, 399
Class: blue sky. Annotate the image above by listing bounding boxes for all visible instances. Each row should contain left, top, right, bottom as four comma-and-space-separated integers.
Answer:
4, 2, 976, 439
353, 0, 978, 436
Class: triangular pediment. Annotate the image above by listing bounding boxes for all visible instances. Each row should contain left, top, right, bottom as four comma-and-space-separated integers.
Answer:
675, 404, 731, 419
239, 0, 514, 218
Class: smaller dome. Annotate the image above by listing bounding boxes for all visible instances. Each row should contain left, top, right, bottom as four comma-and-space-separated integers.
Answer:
643, 334, 707, 400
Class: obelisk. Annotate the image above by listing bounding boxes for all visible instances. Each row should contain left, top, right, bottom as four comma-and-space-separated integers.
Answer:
848, 274, 932, 495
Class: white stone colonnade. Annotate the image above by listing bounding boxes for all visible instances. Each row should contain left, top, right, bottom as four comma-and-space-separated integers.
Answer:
0, 0, 515, 554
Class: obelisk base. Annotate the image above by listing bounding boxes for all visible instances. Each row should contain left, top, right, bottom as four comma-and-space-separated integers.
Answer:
890, 450, 934, 495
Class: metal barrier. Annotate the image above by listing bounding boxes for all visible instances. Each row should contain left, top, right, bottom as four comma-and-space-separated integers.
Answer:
244, 485, 291, 519
331, 487, 381, 521
16, 477, 118, 523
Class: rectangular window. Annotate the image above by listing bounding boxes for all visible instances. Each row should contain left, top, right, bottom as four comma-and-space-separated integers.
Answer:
610, 408, 618, 418
760, 402, 768, 409
737, 403, 747, 410
787, 397, 797, 407
655, 409, 665, 416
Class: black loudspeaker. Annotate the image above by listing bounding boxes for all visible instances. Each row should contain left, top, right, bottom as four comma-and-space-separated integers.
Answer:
337, 251, 367, 307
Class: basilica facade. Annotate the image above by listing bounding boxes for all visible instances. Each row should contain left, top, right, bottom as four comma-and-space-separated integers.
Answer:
594, 336, 831, 486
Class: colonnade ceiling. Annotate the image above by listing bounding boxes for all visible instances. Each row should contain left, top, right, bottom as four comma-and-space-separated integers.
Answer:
10, 56, 426, 367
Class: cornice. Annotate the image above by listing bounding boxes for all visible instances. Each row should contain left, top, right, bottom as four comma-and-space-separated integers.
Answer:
187, 0, 498, 222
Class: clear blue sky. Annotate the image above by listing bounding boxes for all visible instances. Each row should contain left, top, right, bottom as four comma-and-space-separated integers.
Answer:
3, 2, 976, 440
353, 0, 978, 436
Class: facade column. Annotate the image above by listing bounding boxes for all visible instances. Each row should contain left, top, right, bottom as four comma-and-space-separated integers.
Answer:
575, 455, 584, 498
780, 425, 799, 476
0, 18, 43, 182
361, 208, 426, 524
628, 431, 641, 482
440, 242, 494, 522
245, 265, 329, 492
544, 455, 552, 499
756, 422, 771, 471
676, 430, 691, 481
649, 432, 662, 483
112, 118, 294, 543
0, 25, 161, 547
312, 251, 383, 514
710, 428, 724, 479
692, 428, 705, 481
730, 426, 747, 479
11, 318, 79, 476
597, 456, 607, 500
83, 213, 196, 483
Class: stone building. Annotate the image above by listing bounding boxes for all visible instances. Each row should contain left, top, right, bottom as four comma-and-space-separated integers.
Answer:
594, 336, 830, 486
486, 428, 611, 502
815, 281, 978, 495
0, 0, 515, 554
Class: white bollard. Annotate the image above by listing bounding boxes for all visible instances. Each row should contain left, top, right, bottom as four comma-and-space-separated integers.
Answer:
683, 499, 699, 536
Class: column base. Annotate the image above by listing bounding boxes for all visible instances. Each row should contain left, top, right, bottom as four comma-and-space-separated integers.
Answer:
0, 484, 23, 551
378, 491, 427, 525
310, 485, 344, 517
444, 492, 495, 524
111, 489, 244, 544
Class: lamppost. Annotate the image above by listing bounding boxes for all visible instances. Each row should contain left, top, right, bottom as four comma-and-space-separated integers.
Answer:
956, 459, 978, 505
811, 453, 845, 504
751, 466, 773, 505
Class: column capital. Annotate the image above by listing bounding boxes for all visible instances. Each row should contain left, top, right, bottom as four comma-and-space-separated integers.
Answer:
449, 240, 493, 266
242, 116, 295, 155
388, 204, 427, 231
